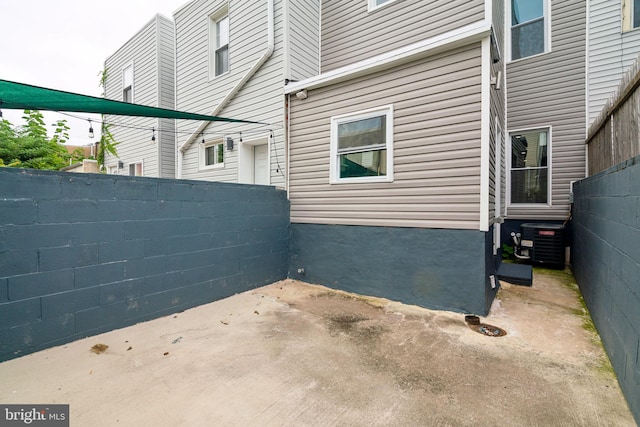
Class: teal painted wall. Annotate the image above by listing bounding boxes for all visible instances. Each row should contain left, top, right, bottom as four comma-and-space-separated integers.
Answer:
573, 155, 640, 425
0, 168, 289, 362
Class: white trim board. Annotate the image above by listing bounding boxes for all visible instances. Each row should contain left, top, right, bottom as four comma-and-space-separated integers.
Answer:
480, 36, 491, 232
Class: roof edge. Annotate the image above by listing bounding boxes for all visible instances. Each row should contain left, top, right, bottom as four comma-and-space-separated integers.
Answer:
105, 14, 175, 64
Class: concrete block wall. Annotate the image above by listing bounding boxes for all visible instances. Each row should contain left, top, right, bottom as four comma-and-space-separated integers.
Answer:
572, 155, 640, 424
289, 224, 497, 316
0, 168, 289, 362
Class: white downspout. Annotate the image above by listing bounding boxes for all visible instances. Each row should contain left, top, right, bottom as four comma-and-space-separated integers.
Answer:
286, 93, 291, 196
174, 14, 179, 179
177, 0, 275, 179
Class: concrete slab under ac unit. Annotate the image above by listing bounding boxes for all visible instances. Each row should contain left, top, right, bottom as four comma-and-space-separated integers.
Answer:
497, 262, 533, 286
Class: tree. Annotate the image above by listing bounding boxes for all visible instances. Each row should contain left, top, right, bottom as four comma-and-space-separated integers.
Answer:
0, 119, 21, 167
96, 68, 119, 171
0, 110, 72, 170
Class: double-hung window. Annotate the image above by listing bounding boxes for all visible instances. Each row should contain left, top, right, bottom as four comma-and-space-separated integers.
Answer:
210, 9, 229, 78
122, 65, 133, 103
510, 0, 549, 60
330, 105, 394, 184
200, 140, 225, 170
509, 128, 550, 205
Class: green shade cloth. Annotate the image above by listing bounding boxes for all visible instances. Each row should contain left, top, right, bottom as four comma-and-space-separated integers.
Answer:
0, 79, 261, 124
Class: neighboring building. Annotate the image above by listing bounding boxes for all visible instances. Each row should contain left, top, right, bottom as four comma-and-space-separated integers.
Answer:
61, 159, 100, 174
174, 0, 320, 187
588, 0, 640, 125
103, 14, 176, 178
285, 0, 506, 315
64, 143, 98, 160
505, 0, 640, 233
504, 0, 586, 232
60, 143, 99, 173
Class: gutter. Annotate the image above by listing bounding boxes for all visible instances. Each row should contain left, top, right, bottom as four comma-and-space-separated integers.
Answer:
177, 0, 275, 178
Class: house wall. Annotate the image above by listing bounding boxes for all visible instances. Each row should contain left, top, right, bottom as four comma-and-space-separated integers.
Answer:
61, 159, 100, 174
159, 118, 176, 177
506, 0, 586, 221
319, 0, 484, 72
572, 156, 640, 424
287, 0, 320, 81
288, 43, 484, 230
0, 168, 289, 362
175, 0, 287, 187
289, 224, 495, 315
588, 0, 640, 125
158, 17, 177, 177
104, 15, 175, 179
489, 0, 506, 235
285, 4, 499, 318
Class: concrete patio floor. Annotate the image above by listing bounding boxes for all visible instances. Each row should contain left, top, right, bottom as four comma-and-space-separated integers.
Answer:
0, 269, 635, 426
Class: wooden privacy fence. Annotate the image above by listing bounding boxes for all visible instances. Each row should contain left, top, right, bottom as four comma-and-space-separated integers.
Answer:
587, 55, 640, 175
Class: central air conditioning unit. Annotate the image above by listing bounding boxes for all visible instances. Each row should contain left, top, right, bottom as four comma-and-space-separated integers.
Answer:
519, 223, 565, 269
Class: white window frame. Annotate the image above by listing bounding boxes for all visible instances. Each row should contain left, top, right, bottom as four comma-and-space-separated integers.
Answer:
368, 0, 397, 12
122, 63, 134, 103
107, 165, 118, 175
330, 105, 394, 184
506, 0, 551, 62
128, 161, 144, 177
507, 126, 552, 207
209, 7, 229, 80
622, 0, 640, 31
199, 139, 225, 171
494, 118, 503, 221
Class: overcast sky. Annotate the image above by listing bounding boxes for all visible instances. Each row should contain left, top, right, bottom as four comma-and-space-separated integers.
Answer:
0, 0, 185, 146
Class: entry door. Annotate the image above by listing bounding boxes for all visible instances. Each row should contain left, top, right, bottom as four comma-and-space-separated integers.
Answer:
253, 144, 269, 185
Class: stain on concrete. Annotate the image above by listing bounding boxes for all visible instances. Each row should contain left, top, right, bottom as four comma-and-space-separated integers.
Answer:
257, 278, 634, 426
90, 344, 108, 354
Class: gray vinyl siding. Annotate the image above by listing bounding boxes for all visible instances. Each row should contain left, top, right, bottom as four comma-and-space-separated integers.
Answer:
588, 0, 640, 124
506, 0, 586, 221
104, 15, 175, 178
158, 16, 176, 111
320, 0, 484, 72
287, 0, 320, 81
158, 16, 176, 178
288, 44, 483, 230
175, 0, 286, 187
159, 118, 176, 178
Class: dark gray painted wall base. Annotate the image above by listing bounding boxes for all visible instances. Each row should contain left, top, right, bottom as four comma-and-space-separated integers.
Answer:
289, 223, 497, 316
573, 155, 640, 425
0, 168, 289, 362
